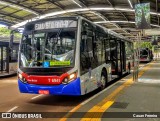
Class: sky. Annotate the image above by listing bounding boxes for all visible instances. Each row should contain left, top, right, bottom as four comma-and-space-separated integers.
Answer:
0, 24, 7, 27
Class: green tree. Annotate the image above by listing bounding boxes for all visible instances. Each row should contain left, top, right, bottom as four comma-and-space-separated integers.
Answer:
0, 27, 22, 39
134, 42, 153, 50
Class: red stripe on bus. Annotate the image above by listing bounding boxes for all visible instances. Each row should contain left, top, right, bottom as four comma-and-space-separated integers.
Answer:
22, 72, 69, 85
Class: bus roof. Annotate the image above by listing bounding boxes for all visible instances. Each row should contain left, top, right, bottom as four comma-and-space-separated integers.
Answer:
25, 16, 79, 26
24, 16, 132, 43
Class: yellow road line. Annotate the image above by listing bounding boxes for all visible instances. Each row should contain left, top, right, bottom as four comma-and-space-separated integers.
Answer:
81, 101, 114, 121
60, 62, 152, 121
81, 79, 133, 121
81, 62, 152, 121
59, 104, 81, 121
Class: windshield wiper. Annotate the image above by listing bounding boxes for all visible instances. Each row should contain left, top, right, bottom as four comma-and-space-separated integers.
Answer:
50, 28, 63, 60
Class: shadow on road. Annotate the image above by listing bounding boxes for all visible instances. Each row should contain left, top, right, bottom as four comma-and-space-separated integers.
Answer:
28, 73, 129, 107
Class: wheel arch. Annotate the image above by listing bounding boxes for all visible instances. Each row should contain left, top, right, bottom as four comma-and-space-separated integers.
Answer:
101, 67, 108, 79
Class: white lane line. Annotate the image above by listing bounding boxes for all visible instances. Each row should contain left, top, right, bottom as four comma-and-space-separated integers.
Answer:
81, 80, 119, 105
31, 94, 43, 100
7, 106, 18, 112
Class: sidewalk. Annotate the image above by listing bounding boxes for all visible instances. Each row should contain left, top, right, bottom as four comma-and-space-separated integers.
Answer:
61, 61, 160, 121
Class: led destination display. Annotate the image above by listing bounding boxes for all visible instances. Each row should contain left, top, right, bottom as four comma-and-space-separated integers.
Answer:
35, 20, 77, 30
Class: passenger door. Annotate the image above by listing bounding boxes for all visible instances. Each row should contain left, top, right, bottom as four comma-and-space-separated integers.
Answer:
109, 38, 118, 76
117, 40, 126, 76
120, 41, 126, 74
80, 33, 95, 94
80, 20, 97, 94
0, 46, 9, 73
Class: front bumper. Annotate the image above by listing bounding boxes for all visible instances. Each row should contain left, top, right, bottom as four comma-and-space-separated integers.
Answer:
18, 77, 81, 96
140, 59, 150, 62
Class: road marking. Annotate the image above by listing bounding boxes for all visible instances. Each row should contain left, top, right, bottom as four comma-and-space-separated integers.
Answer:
59, 104, 81, 121
81, 62, 152, 120
59, 79, 120, 121
7, 106, 18, 112
60, 62, 153, 121
31, 94, 43, 100
81, 81, 119, 105
138, 78, 160, 83
81, 101, 114, 121
81, 78, 133, 121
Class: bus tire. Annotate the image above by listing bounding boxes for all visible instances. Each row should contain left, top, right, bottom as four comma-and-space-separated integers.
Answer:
128, 62, 131, 74
100, 71, 108, 90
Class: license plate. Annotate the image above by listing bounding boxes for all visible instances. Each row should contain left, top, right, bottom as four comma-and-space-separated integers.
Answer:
38, 90, 49, 94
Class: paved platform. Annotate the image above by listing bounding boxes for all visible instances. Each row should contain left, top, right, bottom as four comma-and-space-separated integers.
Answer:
61, 61, 160, 121
0, 71, 17, 78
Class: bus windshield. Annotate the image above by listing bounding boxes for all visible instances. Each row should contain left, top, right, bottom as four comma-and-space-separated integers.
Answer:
140, 49, 148, 58
20, 29, 76, 68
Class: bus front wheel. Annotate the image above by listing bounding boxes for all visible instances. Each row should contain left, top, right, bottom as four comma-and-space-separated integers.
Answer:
100, 72, 107, 90
128, 62, 131, 74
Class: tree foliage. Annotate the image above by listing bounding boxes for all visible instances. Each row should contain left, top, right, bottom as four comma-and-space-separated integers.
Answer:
140, 42, 152, 49
0, 27, 22, 39
134, 42, 153, 50
135, 3, 150, 28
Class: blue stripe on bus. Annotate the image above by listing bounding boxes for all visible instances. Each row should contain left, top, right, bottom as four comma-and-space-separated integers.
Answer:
18, 77, 81, 96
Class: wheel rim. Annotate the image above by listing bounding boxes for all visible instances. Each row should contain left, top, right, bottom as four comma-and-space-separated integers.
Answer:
101, 75, 106, 89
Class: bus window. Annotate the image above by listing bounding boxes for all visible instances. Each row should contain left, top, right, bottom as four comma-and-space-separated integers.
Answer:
20, 34, 32, 67
80, 34, 92, 75
104, 37, 110, 63
95, 32, 103, 65
110, 39, 117, 73
10, 45, 19, 62
80, 21, 94, 75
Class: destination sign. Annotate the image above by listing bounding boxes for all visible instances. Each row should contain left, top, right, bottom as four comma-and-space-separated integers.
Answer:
35, 20, 77, 30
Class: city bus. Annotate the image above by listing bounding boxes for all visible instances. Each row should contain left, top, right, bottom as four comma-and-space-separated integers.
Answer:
0, 40, 19, 76
18, 16, 134, 95
140, 48, 153, 62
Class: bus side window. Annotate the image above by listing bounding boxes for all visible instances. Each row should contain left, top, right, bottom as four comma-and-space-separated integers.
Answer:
80, 38, 89, 74
80, 30, 92, 75
80, 20, 98, 75
104, 38, 110, 63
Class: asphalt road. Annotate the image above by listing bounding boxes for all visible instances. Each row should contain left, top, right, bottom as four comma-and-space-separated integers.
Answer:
0, 76, 101, 121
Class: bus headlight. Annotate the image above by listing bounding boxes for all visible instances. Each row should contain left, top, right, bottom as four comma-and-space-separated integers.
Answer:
18, 73, 27, 83
18, 73, 23, 80
63, 78, 68, 84
62, 72, 77, 84
69, 73, 76, 80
